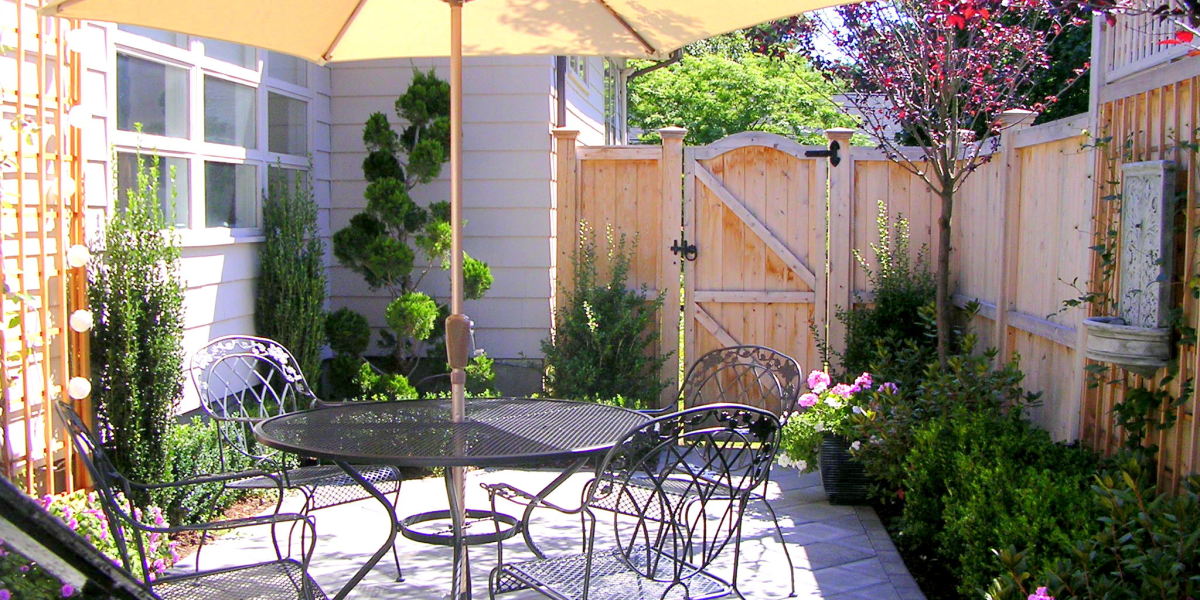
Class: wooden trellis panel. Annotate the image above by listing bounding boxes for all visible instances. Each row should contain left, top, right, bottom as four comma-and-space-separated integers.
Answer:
1, 0, 88, 495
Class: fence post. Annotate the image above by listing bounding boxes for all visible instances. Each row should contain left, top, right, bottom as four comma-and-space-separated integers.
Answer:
658, 127, 687, 406
825, 128, 855, 362
993, 110, 1036, 365
551, 128, 580, 318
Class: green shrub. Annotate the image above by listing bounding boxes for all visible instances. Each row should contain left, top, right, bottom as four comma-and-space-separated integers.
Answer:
89, 152, 184, 501
353, 361, 418, 399
157, 417, 255, 526
837, 201, 936, 376
541, 224, 670, 408
988, 457, 1200, 600
900, 406, 1099, 598
385, 292, 438, 341
256, 168, 326, 382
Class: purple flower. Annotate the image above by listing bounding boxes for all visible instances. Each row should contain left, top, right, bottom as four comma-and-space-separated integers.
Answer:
152, 558, 165, 573
806, 370, 831, 393
879, 382, 899, 394
19, 564, 30, 572
0, 589, 10, 600
798, 393, 819, 408
1028, 587, 1054, 600
830, 383, 855, 398
854, 372, 873, 389
61, 584, 76, 597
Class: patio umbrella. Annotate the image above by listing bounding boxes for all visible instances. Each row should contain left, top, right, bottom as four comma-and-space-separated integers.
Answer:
38, 0, 853, 593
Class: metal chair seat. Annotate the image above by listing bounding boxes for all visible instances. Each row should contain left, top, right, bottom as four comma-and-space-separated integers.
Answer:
494, 547, 731, 600
229, 464, 402, 507
155, 559, 329, 600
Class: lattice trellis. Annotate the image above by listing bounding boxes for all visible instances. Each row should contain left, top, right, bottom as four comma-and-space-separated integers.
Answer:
1, 0, 88, 495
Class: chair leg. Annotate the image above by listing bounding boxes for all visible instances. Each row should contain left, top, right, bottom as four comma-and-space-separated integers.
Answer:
760, 497, 797, 597
391, 483, 404, 582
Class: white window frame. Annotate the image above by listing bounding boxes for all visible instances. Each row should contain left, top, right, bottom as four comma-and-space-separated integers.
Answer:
111, 29, 314, 245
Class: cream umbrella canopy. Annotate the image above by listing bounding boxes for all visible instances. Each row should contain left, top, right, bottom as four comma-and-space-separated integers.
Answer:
39, 0, 852, 596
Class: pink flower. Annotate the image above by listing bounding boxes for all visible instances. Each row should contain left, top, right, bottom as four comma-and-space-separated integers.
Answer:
1028, 587, 1054, 600
854, 372, 873, 389
798, 393, 819, 408
61, 584, 76, 597
830, 383, 855, 398
879, 382, 899, 394
806, 370, 831, 393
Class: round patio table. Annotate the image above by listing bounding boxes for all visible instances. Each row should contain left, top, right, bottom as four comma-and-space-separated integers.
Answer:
253, 397, 650, 600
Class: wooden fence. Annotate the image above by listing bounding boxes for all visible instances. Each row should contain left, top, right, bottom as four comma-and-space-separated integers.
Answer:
1, 0, 89, 495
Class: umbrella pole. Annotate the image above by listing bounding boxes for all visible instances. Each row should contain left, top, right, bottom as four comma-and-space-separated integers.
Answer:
444, 1, 470, 599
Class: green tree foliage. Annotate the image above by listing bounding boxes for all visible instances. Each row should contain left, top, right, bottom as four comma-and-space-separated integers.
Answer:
89, 153, 184, 501
627, 50, 855, 145
541, 224, 669, 408
255, 169, 326, 382
329, 69, 494, 396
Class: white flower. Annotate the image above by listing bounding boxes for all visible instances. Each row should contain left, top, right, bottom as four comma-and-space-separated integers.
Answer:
67, 377, 91, 400
850, 440, 862, 451
825, 397, 843, 409
66, 245, 90, 268
68, 309, 93, 332
852, 405, 864, 415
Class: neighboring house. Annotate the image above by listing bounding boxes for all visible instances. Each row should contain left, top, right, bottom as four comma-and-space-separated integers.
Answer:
48, 20, 621, 410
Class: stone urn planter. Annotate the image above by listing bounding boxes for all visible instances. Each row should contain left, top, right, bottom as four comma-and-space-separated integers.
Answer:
819, 433, 871, 505
1083, 316, 1169, 377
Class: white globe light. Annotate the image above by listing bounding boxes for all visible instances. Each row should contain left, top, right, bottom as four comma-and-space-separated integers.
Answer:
66, 244, 90, 268
67, 377, 91, 400
66, 105, 91, 129
68, 309, 93, 332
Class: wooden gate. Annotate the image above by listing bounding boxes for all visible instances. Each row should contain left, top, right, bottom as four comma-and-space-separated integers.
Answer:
683, 133, 832, 380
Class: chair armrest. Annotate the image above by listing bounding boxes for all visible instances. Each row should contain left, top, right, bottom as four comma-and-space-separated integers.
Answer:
481, 483, 582, 515
131, 468, 283, 490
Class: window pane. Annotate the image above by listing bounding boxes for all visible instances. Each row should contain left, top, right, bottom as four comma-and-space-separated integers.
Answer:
204, 39, 255, 69
267, 51, 307, 86
118, 25, 187, 48
268, 93, 307, 154
204, 77, 256, 148
267, 166, 309, 193
116, 54, 188, 137
205, 162, 257, 228
115, 153, 190, 228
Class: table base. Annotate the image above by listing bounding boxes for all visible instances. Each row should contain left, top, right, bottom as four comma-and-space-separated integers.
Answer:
399, 508, 521, 546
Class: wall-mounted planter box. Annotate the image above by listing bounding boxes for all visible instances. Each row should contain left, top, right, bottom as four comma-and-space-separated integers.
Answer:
1082, 316, 1169, 377
1084, 160, 1175, 377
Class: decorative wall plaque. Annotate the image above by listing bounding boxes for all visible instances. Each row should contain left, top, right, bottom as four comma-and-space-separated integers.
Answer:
1119, 160, 1175, 328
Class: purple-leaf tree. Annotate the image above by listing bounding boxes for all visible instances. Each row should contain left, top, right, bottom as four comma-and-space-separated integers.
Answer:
797, 0, 1090, 363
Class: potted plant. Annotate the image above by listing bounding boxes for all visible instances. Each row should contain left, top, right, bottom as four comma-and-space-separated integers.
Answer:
782, 370, 896, 504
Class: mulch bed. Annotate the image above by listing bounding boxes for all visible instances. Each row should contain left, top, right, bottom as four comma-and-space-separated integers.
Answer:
171, 495, 278, 560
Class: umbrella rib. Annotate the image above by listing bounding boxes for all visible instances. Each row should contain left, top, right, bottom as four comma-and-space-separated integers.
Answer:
592, 0, 657, 56
322, 0, 369, 63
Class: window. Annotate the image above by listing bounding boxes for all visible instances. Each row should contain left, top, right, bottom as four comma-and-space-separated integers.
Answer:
117, 25, 186, 48
267, 51, 307, 86
267, 166, 309, 196
204, 39, 255, 69
569, 56, 589, 84
205, 162, 257, 228
116, 153, 190, 228
116, 54, 188, 137
204, 76, 256, 148
268, 93, 307, 154
113, 31, 316, 234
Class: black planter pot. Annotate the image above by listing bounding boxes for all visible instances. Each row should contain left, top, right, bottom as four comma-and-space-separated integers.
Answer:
818, 433, 871, 505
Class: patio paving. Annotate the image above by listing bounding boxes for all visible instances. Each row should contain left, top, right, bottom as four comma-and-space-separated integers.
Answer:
175, 464, 925, 599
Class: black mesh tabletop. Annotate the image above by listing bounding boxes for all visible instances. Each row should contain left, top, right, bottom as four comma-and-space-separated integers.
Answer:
253, 398, 650, 468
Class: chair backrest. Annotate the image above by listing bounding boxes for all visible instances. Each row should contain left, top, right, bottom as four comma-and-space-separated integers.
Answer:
189, 335, 319, 463
679, 345, 802, 418
0, 470, 157, 600
586, 404, 781, 586
53, 402, 153, 586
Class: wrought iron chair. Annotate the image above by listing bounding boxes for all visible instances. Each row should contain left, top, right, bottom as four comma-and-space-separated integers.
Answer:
55, 401, 328, 600
188, 335, 405, 577
620, 345, 802, 595
487, 404, 781, 600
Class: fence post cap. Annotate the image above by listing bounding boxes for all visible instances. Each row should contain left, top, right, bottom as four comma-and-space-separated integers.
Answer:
552, 128, 580, 139
824, 128, 855, 140
997, 109, 1037, 128
657, 126, 687, 139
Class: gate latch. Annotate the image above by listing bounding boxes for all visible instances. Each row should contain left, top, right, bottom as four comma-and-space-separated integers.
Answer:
804, 139, 842, 167
670, 239, 698, 261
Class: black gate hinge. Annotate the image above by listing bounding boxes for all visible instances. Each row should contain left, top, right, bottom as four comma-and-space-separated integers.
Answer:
670, 239, 698, 261
804, 139, 842, 167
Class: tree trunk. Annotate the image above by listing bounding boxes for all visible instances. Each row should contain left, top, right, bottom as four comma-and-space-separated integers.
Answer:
936, 187, 955, 366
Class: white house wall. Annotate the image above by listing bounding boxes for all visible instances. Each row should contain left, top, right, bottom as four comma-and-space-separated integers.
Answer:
329, 56, 561, 363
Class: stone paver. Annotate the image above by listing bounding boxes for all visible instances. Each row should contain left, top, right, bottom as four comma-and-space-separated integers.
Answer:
176, 464, 925, 599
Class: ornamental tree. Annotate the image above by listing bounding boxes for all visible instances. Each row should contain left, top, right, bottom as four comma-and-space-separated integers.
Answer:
332, 69, 493, 381
796, 0, 1090, 362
